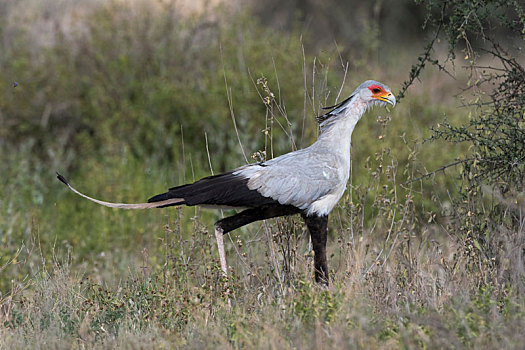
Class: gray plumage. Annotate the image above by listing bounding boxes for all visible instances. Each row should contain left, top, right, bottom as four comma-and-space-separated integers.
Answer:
232, 80, 396, 216
234, 147, 345, 215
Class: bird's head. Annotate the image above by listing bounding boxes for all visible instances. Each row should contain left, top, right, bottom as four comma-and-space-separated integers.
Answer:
357, 80, 396, 107
316, 80, 396, 126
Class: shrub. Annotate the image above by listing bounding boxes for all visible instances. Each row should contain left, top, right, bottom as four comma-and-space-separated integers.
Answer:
401, 0, 525, 292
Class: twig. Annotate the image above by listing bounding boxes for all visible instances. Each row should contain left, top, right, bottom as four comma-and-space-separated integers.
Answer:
220, 44, 248, 163
398, 18, 445, 101
402, 158, 472, 185
204, 132, 214, 175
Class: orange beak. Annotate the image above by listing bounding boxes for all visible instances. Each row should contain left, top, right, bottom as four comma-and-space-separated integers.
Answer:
373, 91, 396, 106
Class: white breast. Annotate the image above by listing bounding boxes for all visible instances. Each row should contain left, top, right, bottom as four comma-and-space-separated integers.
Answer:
305, 182, 347, 216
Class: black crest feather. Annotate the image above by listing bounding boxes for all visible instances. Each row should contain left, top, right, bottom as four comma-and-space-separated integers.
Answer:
316, 94, 355, 124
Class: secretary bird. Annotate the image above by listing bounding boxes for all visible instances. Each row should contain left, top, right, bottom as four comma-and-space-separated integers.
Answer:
57, 80, 395, 285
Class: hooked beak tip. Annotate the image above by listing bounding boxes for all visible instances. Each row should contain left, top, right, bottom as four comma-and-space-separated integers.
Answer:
374, 93, 396, 107
386, 93, 396, 107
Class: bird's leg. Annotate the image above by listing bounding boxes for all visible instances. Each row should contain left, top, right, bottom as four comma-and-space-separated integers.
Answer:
302, 213, 329, 285
213, 223, 228, 276
213, 204, 300, 273
213, 205, 300, 269
213, 222, 231, 307
216, 204, 301, 234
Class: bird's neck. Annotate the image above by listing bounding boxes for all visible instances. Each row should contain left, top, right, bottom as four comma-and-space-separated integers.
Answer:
316, 97, 367, 154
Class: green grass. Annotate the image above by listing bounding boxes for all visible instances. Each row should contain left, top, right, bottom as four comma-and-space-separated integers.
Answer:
1, 1, 524, 348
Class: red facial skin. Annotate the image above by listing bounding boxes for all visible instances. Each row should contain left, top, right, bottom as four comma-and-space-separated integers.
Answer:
368, 84, 387, 96
368, 85, 394, 105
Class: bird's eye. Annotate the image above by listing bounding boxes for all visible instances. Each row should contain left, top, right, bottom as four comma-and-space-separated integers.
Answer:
372, 88, 381, 94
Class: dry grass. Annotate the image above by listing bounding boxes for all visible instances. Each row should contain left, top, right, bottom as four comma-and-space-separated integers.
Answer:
1, 211, 523, 349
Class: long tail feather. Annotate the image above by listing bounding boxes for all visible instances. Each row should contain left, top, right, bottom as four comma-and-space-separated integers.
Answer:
56, 173, 183, 209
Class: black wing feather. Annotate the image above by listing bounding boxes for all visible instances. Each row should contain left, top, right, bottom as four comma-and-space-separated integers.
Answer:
148, 171, 278, 208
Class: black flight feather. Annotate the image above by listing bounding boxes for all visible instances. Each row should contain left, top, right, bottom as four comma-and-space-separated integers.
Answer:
148, 171, 279, 208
